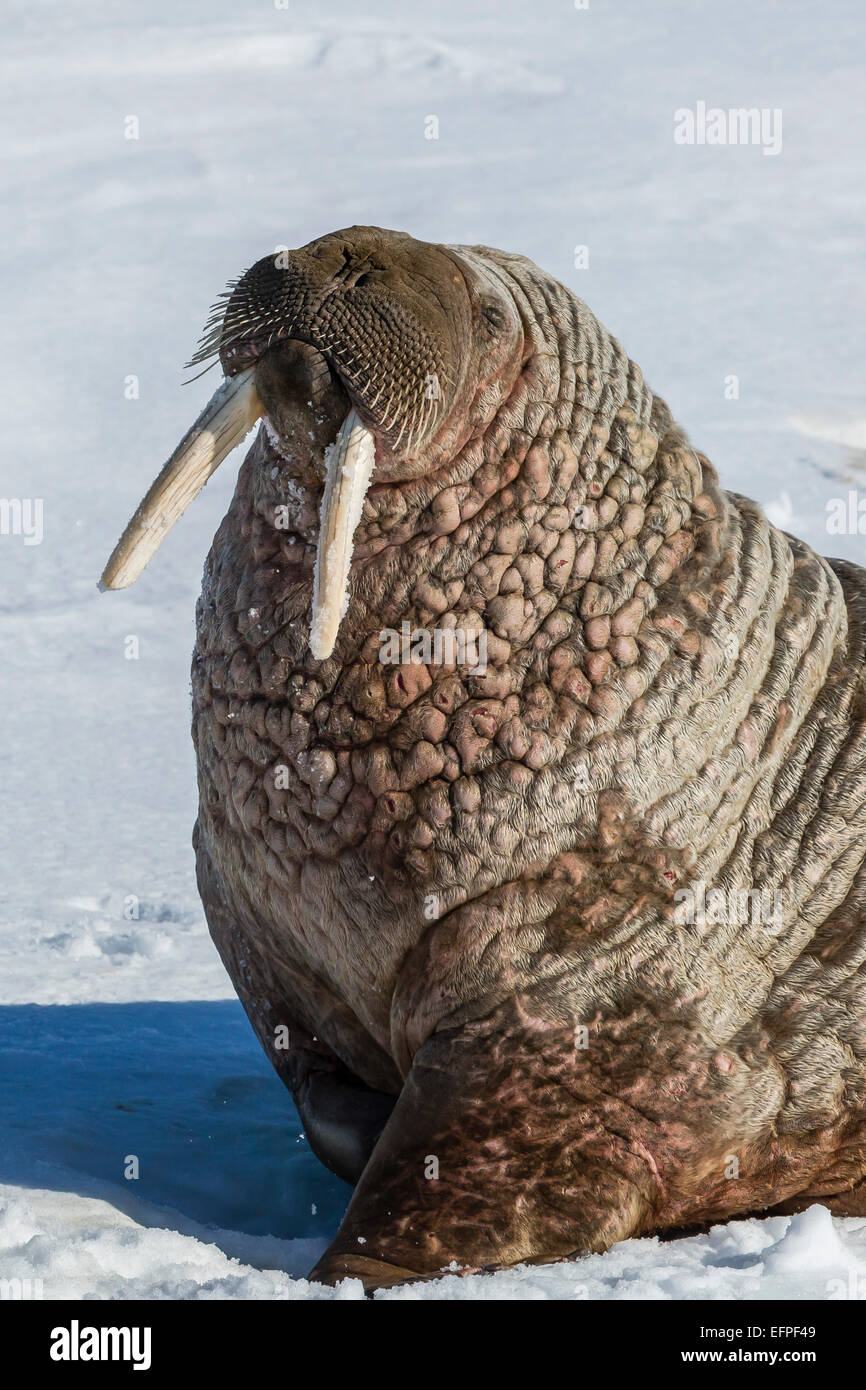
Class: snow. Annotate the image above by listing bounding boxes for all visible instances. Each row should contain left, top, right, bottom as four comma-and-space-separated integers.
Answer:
1, 0, 864, 1299
5, 1185, 866, 1301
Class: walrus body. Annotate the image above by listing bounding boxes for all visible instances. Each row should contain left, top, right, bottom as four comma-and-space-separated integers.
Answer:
106, 227, 866, 1287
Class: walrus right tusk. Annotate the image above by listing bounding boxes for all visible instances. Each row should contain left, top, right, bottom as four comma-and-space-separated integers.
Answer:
309, 408, 377, 662
99, 368, 263, 591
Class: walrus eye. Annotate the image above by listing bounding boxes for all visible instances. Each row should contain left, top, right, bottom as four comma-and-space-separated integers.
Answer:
480, 300, 506, 340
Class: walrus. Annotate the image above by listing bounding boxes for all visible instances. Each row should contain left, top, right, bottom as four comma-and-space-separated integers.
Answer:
101, 226, 866, 1290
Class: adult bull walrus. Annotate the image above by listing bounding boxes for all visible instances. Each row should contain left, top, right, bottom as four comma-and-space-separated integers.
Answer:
101, 226, 866, 1290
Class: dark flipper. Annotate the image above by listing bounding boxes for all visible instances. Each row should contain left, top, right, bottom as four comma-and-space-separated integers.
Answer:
292, 1060, 396, 1186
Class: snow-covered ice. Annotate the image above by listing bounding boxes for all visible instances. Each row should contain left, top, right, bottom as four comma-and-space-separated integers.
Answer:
5, 1184, 866, 1301
1, 0, 864, 1299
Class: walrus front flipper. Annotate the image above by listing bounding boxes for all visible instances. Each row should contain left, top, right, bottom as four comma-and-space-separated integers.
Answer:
308, 1005, 653, 1289
292, 1064, 396, 1187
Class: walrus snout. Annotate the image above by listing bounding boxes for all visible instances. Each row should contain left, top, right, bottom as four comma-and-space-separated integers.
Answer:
206, 227, 473, 460
100, 225, 526, 659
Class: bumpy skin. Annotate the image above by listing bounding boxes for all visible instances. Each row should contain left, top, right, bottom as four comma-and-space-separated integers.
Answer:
190, 227, 866, 1288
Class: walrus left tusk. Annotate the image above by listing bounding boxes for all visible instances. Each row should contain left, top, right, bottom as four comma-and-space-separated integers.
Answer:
309, 408, 376, 661
99, 368, 263, 591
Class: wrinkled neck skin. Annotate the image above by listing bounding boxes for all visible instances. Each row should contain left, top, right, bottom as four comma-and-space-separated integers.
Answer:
192, 245, 862, 1090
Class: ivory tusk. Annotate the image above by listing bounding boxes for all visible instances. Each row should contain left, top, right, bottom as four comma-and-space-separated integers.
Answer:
309, 408, 376, 661
99, 369, 262, 591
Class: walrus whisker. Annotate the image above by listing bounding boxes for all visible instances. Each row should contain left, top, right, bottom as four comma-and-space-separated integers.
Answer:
182, 358, 222, 386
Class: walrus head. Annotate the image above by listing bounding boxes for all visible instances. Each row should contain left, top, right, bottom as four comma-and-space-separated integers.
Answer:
100, 226, 525, 659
